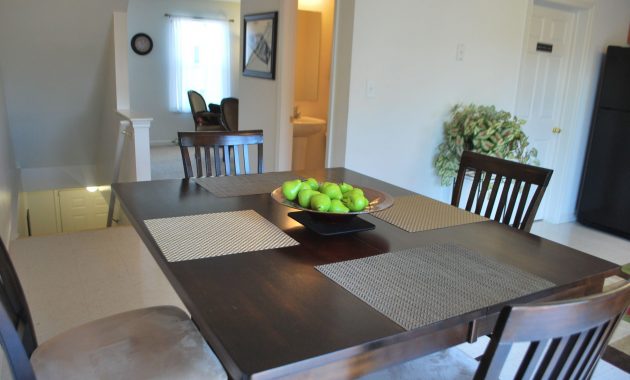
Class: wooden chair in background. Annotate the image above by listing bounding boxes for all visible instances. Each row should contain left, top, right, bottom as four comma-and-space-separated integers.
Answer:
451, 150, 553, 232
178, 130, 263, 178
187, 90, 225, 132
0, 237, 227, 380
220, 97, 239, 131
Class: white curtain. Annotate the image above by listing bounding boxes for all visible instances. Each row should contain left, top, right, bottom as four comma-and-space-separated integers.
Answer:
169, 17, 231, 113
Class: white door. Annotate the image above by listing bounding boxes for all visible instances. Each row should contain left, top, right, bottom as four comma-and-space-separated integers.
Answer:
515, 2, 576, 219
58, 189, 108, 232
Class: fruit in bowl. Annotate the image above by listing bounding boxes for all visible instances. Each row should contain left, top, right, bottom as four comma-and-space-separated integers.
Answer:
279, 178, 371, 214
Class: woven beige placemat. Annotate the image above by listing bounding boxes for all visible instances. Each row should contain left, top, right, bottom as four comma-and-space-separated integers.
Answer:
144, 210, 299, 262
372, 195, 487, 232
194, 172, 300, 197
316, 243, 555, 330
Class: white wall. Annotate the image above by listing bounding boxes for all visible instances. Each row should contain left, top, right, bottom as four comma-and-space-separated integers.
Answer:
240, 0, 296, 171
96, 15, 124, 186
127, 0, 241, 144
0, 69, 19, 243
345, 0, 530, 201
327, 0, 355, 167
0, 0, 129, 175
343, 0, 630, 222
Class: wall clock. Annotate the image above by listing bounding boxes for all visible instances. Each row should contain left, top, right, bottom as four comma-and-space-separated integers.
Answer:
131, 33, 153, 55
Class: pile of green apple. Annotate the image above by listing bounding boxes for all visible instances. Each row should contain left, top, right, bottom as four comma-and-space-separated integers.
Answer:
281, 178, 369, 213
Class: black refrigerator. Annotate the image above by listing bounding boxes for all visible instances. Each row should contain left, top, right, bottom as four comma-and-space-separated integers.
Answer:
577, 46, 630, 238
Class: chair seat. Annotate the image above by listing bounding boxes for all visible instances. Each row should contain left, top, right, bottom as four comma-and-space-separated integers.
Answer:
360, 348, 477, 380
30, 306, 227, 380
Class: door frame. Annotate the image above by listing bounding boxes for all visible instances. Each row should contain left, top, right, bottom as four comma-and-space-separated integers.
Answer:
516, 0, 595, 223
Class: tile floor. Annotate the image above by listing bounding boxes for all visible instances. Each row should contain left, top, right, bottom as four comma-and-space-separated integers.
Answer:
7, 220, 630, 378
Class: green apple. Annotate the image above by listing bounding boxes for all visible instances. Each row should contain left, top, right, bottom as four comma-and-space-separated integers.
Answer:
343, 192, 369, 212
329, 199, 349, 213
304, 178, 319, 191
282, 179, 303, 201
320, 182, 342, 200
298, 189, 319, 208
310, 193, 332, 212
339, 182, 354, 193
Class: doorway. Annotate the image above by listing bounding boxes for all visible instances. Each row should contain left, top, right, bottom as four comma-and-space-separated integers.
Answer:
515, 0, 593, 221
291, 0, 335, 171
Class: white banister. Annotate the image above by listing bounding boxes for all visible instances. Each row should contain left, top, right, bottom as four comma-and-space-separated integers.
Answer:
117, 110, 153, 182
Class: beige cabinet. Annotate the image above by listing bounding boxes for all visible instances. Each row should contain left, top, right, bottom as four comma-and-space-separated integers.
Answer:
19, 188, 109, 236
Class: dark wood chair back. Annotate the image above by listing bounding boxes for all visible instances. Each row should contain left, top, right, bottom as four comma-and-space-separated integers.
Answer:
0, 237, 38, 379
220, 97, 239, 131
0, 299, 36, 379
475, 282, 630, 379
451, 151, 553, 231
178, 130, 263, 178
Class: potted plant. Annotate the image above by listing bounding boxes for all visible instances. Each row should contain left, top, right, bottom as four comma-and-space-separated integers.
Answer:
434, 104, 538, 186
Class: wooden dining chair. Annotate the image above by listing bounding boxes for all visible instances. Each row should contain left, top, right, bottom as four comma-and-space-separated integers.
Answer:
474, 281, 630, 379
451, 150, 553, 232
178, 130, 263, 178
220, 97, 239, 131
362, 282, 630, 380
0, 237, 228, 380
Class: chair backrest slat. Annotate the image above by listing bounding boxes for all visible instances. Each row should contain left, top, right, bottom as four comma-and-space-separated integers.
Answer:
213, 145, 221, 176
194, 146, 202, 178
204, 146, 211, 176
555, 331, 589, 379
475, 172, 492, 214
178, 130, 264, 178
512, 182, 531, 229
0, 237, 38, 360
515, 341, 548, 379
233, 145, 241, 175
493, 177, 512, 222
0, 302, 36, 380
243, 145, 250, 174
451, 151, 553, 232
483, 174, 502, 218
474, 282, 630, 380
466, 170, 482, 211
503, 180, 522, 226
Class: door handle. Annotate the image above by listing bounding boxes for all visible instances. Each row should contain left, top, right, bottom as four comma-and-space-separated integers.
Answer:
552, 127, 562, 134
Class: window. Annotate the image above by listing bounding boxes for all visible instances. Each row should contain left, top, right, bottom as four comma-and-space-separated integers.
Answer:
169, 16, 231, 113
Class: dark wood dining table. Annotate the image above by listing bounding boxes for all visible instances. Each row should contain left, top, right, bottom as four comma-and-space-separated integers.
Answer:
112, 167, 619, 379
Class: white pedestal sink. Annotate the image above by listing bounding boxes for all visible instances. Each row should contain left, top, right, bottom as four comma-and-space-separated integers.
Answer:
291, 116, 326, 170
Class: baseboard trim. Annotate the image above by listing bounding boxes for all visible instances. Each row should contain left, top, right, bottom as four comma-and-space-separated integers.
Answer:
151, 140, 178, 147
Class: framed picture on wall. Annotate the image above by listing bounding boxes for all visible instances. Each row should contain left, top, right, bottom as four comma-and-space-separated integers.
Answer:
242, 12, 278, 79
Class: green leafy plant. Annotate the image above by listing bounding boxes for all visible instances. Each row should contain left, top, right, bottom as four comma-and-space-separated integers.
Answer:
434, 104, 538, 186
